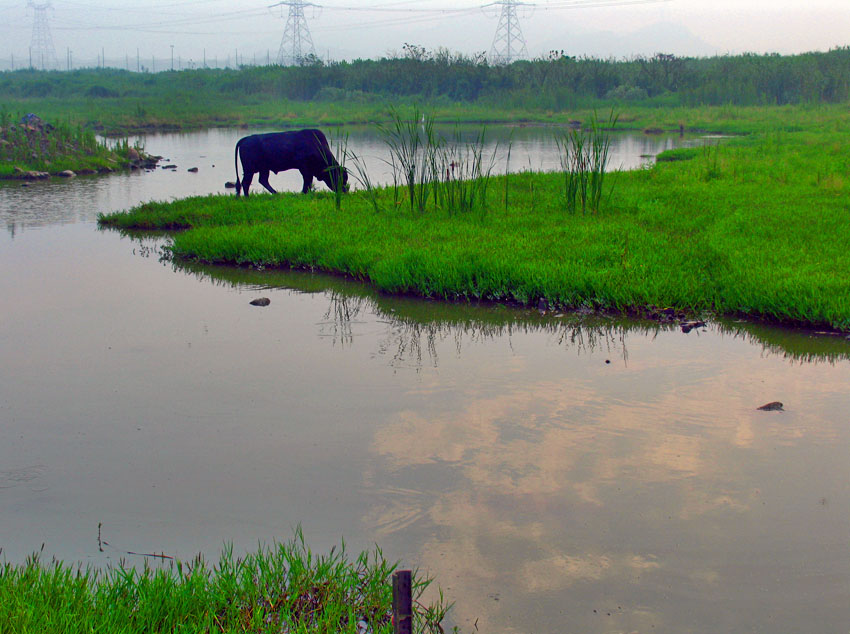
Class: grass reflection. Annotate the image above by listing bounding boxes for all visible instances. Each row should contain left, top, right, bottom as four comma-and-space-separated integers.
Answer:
162, 250, 850, 366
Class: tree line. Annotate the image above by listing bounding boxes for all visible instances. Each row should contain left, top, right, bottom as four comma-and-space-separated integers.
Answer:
2, 46, 849, 108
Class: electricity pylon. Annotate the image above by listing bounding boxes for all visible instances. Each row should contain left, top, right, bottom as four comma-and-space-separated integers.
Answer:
486, 0, 530, 65
28, 1, 58, 70
271, 1, 318, 66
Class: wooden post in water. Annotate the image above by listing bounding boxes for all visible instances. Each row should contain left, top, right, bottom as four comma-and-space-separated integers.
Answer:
392, 570, 412, 634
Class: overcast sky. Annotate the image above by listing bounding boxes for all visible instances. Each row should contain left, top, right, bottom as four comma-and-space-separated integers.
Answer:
0, 0, 847, 68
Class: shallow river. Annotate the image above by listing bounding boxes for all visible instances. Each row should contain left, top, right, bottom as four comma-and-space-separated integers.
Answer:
1, 127, 849, 633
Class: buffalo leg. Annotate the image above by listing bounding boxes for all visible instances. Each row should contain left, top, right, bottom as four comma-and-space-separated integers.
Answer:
259, 170, 277, 195
300, 169, 313, 194
241, 171, 254, 197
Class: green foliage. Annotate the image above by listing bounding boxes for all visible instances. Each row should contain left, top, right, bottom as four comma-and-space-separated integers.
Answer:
2, 47, 850, 134
0, 534, 451, 633
100, 111, 850, 330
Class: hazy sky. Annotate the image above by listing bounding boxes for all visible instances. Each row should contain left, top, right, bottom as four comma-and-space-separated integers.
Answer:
0, 0, 847, 67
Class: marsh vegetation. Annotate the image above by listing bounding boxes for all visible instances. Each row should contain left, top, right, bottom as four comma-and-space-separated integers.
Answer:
0, 535, 450, 633
100, 106, 850, 331
0, 109, 144, 177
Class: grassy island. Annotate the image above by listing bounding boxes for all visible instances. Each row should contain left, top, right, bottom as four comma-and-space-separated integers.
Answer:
100, 105, 850, 331
0, 111, 152, 179
0, 537, 450, 633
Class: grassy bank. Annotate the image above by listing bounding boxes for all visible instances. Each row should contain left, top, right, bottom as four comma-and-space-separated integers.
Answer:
0, 536, 450, 633
100, 110, 850, 331
3, 63, 850, 135
0, 111, 148, 177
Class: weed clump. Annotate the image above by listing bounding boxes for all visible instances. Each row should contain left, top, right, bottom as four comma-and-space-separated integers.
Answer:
0, 533, 452, 633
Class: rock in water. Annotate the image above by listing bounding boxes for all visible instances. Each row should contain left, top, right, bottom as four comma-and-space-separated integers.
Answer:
681, 320, 706, 333
250, 298, 271, 307
757, 401, 784, 411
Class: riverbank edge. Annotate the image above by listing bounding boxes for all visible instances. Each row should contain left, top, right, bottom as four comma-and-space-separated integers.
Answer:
4, 99, 836, 137
0, 151, 161, 180
160, 243, 842, 335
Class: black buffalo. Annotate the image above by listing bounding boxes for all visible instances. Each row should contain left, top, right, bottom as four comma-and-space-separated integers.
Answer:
233, 129, 348, 197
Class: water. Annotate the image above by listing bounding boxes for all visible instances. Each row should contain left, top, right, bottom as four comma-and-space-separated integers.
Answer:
1, 127, 849, 633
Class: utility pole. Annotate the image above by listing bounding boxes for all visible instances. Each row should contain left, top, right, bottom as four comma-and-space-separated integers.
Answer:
486, 0, 530, 65
28, 1, 58, 70
271, 1, 318, 66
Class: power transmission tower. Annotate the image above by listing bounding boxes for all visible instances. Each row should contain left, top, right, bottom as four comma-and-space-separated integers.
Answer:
271, 1, 318, 66
486, 0, 530, 65
28, 1, 58, 70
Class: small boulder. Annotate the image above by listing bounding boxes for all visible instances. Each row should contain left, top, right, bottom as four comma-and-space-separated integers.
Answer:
21, 170, 49, 180
57, 170, 76, 178
681, 320, 706, 333
250, 297, 271, 307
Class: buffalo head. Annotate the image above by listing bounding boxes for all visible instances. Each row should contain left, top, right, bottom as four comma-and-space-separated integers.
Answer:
323, 165, 350, 193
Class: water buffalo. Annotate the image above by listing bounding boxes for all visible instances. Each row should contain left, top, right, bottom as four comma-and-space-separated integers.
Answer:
233, 129, 348, 197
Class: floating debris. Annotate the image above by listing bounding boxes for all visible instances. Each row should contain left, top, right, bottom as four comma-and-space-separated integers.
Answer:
757, 401, 784, 411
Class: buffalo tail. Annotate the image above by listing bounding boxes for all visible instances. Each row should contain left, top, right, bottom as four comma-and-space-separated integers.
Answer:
234, 139, 242, 196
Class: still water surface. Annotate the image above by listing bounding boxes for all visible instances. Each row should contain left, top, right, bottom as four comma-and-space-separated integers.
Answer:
1, 127, 849, 633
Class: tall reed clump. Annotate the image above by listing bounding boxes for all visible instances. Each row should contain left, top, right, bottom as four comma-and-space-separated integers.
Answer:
377, 106, 438, 215
701, 139, 722, 181
555, 110, 619, 214
433, 126, 498, 218
378, 107, 497, 217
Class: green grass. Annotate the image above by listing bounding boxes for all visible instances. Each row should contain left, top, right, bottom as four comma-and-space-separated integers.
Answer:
0, 109, 142, 176
0, 534, 451, 633
99, 108, 850, 331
